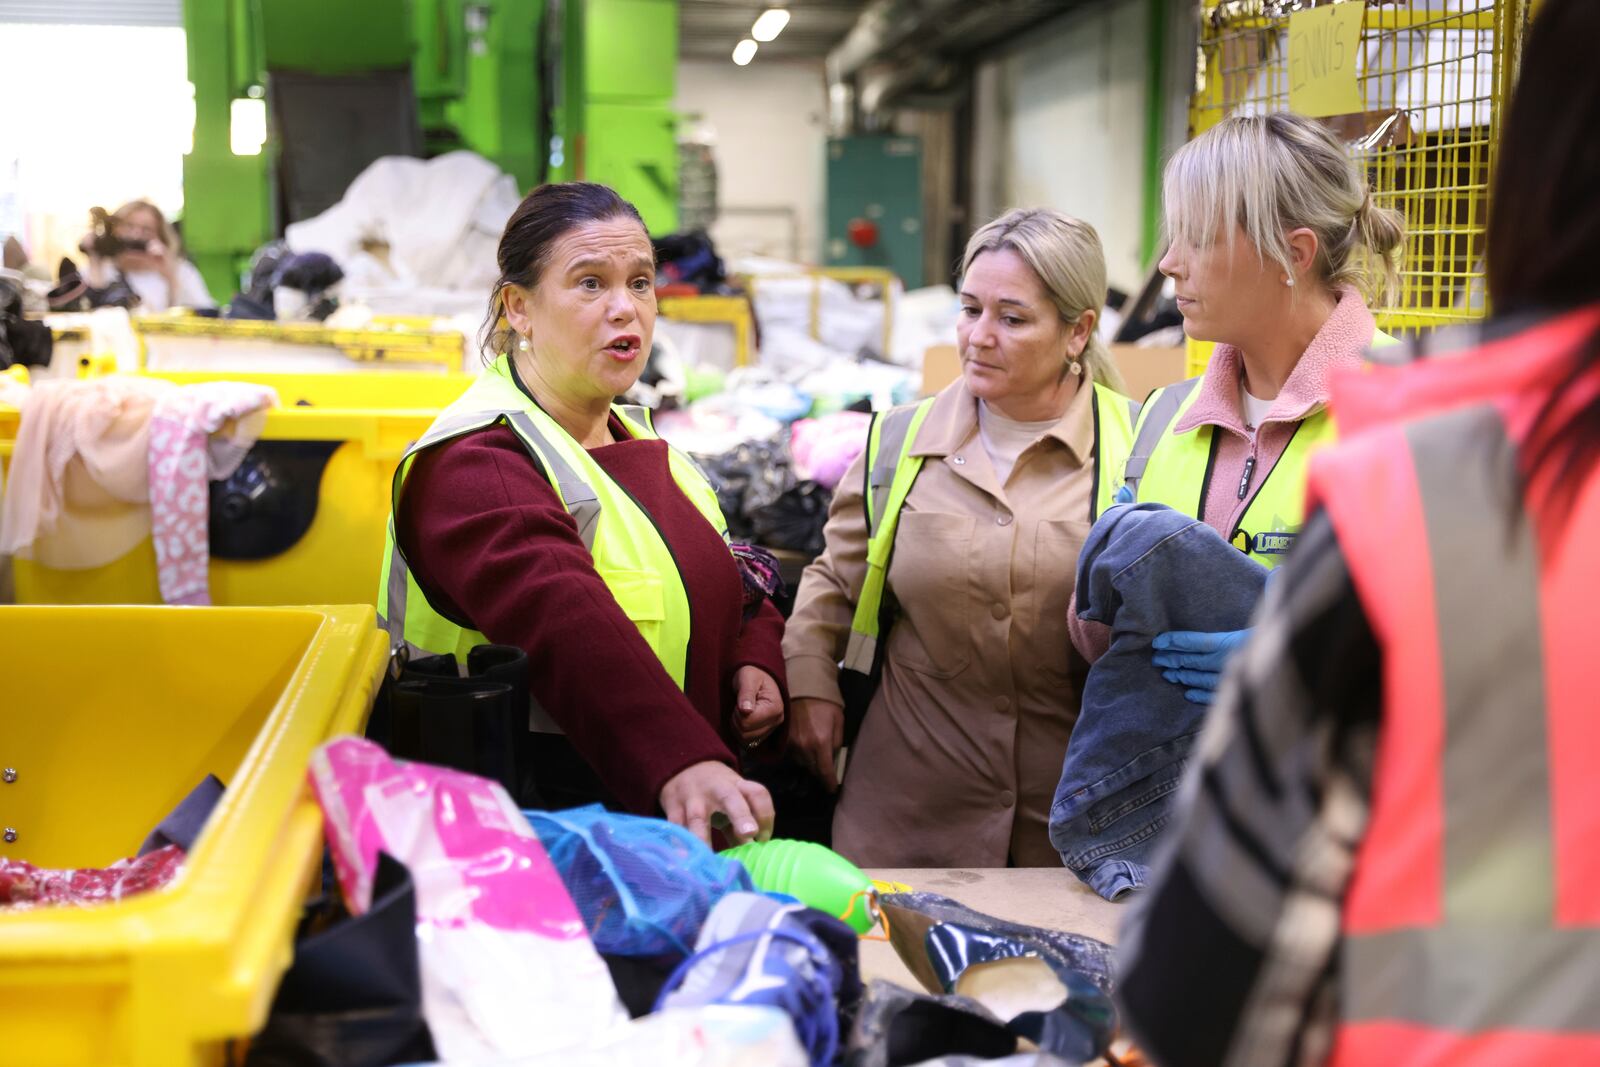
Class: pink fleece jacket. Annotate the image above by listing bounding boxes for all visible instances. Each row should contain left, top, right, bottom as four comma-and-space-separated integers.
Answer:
1068, 286, 1377, 663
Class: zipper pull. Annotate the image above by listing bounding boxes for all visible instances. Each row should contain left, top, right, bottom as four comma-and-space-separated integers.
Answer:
1237, 455, 1256, 500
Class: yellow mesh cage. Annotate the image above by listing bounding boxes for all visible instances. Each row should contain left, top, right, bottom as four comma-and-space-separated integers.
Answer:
1188, 0, 1536, 337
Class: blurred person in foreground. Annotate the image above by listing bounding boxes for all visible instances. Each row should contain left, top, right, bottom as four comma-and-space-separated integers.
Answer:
1117, 1, 1600, 1063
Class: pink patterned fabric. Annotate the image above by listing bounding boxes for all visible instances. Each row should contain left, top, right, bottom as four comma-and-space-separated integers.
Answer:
147, 383, 276, 605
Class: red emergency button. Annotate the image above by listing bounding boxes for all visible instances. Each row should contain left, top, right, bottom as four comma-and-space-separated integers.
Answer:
847, 218, 880, 248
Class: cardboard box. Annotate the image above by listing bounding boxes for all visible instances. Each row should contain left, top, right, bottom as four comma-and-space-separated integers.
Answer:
921, 342, 1188, 402
1109, 344, 1189, 403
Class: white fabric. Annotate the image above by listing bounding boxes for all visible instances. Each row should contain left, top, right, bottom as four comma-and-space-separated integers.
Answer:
978, 400, 1059, 485
1240, 381, 1274, 431
123, 260, 215, 311
284, 150, 520, 300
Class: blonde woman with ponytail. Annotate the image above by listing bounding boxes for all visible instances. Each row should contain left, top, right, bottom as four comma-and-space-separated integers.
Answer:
784, 208, 1140, 867
1070, 111, 1406, 704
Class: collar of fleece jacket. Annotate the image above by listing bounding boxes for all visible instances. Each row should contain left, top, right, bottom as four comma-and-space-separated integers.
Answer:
1174, 284, 1377, 435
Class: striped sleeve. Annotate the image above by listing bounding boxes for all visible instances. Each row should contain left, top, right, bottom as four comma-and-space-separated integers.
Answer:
1117, 512, 1382, 1067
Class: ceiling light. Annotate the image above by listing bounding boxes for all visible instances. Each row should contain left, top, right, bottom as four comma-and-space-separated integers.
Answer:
751, 8, 790, 42
732, 38, 758, 65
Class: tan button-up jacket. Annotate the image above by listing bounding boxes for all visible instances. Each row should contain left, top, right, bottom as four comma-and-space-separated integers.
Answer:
783, 377, 1100, 867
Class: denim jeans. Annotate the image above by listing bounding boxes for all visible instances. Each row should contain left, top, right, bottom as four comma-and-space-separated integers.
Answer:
1050, 503, 1267, 899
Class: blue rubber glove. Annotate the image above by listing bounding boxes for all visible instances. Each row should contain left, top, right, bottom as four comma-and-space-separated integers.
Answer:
1113, 484, 1135, 505
1151, 629, 1251, 705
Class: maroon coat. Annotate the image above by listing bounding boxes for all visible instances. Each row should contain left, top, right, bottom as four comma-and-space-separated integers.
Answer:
397, 419, 788, 815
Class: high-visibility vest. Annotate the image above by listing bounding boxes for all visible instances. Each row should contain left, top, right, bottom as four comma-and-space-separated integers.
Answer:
377, 355, 727, 730
841, 382, 1139, 680
1307, 307, 1600, 1065
1123, 330, 1398, 568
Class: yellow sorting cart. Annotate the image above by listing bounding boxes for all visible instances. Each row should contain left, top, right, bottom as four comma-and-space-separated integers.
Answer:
1, 369, 473, 606
133, 315, 469, 375
0, 604, 388, 1067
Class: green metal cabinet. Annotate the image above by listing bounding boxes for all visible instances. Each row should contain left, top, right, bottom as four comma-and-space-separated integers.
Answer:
826, 135, 925, 288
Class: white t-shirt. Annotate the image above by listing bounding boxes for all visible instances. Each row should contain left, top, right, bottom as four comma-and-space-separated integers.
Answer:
1240, 382, 1274, 431
122, 260, 216, 312
978, 401, 1060, 485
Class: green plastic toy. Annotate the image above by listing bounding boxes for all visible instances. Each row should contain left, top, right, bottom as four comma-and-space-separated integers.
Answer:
722, 838, 878, 934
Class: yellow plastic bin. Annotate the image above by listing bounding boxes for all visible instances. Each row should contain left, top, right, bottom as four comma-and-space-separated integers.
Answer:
2, 370, 473, 606
0, 603, 388, 1067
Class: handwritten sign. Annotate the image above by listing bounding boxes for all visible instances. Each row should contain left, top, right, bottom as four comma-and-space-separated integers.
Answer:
1289, 3, 1365, 118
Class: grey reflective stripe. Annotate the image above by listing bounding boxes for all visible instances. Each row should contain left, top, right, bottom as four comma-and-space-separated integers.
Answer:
1344, 405, 1562, 1034
867, 405, 922, 538
505, 411, 602, 552
382, 523, 410, 644
1123, 377, 1199, 490
616, 404, 652, 431
413, 410, 507, 449
842, 628, 876, 674
1411, 405, 1552, 924
1126, 397, 1140, 428
1344, 928, 1600, 1032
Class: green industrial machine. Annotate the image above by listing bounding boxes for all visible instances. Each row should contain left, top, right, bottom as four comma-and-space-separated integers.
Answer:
825, 134, 925, 288
547, 0, 680, 235
182, 0, 678, 301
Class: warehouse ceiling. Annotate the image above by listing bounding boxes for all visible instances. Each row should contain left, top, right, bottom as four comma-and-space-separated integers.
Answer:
679, 0, 873, 61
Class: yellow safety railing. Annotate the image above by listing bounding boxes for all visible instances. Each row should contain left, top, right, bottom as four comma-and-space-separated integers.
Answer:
658, 294, 757, 367
740, 266, 898, 361
1188, 0, 1533, 354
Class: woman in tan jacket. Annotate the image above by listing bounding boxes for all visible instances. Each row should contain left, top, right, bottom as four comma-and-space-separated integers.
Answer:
782, 208, 1138, 867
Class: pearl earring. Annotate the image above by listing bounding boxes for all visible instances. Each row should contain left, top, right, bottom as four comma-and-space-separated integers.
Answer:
518, 335, 530, 351
1284, 277, 1296, 287
1068, 358, 1083, 377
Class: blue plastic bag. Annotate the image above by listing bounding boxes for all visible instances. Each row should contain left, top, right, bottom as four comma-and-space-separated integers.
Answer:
523, 805, 755, 959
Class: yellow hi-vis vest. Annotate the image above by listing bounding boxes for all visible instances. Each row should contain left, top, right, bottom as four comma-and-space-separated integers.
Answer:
1123, 330, 1398, 568
841, 383, 1139, 678
376, 355, 728, 728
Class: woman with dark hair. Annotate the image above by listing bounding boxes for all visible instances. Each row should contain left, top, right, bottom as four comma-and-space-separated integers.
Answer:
1117, 2, 1600, 1064
378, 182, 783, 843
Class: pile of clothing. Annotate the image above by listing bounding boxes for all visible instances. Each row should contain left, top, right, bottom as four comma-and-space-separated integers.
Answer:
249, 735, 1124, 1067
0, 376, 277, 604
0, 775, 222, 911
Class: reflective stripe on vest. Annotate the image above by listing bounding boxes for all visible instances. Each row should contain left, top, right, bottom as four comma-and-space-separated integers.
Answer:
842, 398, 936, 673
1317, 403, 1600, 1063
376, 356, 727, 732
842, 383, 1138, 675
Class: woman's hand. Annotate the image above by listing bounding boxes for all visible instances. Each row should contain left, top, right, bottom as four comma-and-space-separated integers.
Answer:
659, 761, 775, 846
1152, 628, 1252, 705
790, 697, 845, 793
732, 665, 784, 747
120, 237, 174, 278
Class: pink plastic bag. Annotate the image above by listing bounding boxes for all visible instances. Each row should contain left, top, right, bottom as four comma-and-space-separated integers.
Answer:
790, 412, 872, 491
309, 737, 627, 1061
